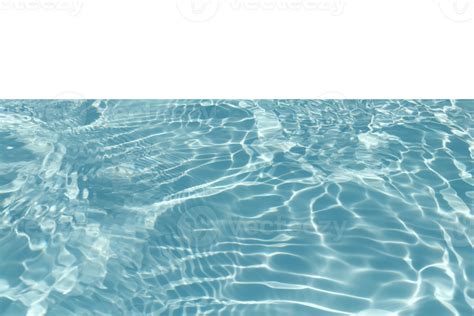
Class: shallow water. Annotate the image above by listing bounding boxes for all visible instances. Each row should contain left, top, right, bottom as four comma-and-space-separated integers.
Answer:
0, 100, 472, 315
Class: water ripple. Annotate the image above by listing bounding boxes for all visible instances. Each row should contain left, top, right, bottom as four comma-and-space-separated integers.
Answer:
0, 100, 472, 315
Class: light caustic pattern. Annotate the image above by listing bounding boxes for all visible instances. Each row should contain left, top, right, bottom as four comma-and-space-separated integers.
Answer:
0, 100, 472, 315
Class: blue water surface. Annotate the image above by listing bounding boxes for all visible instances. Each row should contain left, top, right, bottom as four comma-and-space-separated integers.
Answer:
0, 100, 473, 315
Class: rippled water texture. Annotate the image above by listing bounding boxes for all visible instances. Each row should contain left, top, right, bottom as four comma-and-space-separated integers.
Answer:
0, 100, 473, 315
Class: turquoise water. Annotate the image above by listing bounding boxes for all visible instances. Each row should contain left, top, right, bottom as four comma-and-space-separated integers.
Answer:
0, 100, 472, 315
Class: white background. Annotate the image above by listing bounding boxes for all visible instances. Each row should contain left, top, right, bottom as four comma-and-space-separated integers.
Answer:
0, 0, 472, 99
